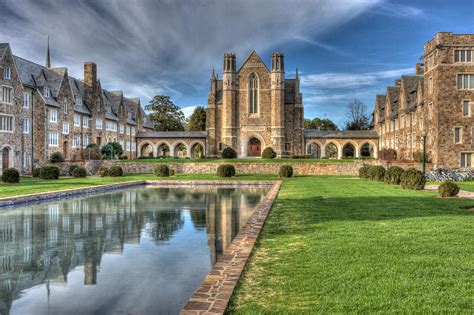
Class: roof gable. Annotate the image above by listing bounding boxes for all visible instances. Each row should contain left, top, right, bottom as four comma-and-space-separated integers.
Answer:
237, 50, 270, 73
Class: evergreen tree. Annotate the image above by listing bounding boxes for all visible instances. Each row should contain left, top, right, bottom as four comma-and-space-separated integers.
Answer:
187, 106, 207, 131
145, 95, 185, 131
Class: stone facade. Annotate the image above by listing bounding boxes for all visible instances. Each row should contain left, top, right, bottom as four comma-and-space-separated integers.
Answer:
374, 32, 474, 168
0, 42, 154, 174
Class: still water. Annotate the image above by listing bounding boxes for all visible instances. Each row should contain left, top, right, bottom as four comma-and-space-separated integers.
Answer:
0, 186, 268, 315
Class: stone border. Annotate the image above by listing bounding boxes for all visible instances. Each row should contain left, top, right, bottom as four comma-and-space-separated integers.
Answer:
181, 181, 282, 314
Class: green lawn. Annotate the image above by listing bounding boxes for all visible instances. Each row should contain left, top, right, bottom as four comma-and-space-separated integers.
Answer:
121, 157, 363, 164
458, 181, 474, 192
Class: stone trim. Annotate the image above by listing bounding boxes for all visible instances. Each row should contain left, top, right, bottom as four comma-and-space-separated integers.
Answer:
181, 181, 281, 314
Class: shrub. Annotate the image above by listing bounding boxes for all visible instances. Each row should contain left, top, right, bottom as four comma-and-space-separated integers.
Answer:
412, 150, 432, 163
169, 169, 175, 176
384, 166, 405, 185
98, 167, 109, 177
358, 165, 370, 179
68, 165, 79, 176
367, 166, 385, 181
2, 168, 20, 183
217, 164, 236, 177
72, 167, 87, 178
32, 168, 41, 178
279, 165, 294, 178
292, 155, 307, 159
379, 149, 397, 161
108, 166, 123, 177
39, 165, 60, 180
50, 152, 65, 163
154, 164, 170, 177
261, 147, 277, 159
84, 144, 102, 160
400, 168, 425, 190
221, 147, 237, 159
102, 142, 124, 160
438, 181, 460, 197
119, 155, 128, 160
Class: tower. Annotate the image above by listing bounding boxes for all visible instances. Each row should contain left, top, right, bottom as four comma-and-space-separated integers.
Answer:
271, 52, 285, 156
293, 67, 305, 155
222, 53, 237, 149
45, 36, 51, 68
207, 69, 218, 156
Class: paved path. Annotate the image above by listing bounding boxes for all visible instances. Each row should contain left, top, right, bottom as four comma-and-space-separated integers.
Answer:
425, 184, 474, 199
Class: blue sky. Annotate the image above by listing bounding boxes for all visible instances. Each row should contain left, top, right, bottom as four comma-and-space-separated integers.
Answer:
0, 0, 473, 127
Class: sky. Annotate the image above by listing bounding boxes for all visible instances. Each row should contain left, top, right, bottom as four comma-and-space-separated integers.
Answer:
0, 0, 473, 127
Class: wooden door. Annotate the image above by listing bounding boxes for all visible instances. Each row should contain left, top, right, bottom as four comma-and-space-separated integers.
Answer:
247, 138, 261, 157
2, 147, 9, 170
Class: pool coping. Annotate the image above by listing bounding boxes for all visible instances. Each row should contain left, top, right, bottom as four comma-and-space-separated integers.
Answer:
180, 180, 282, 315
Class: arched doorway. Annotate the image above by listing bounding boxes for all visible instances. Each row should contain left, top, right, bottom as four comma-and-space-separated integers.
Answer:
2, 147, 10, 170
191, 143, 204, 159
157, 143, 170, 157
307, 143, 321, 158
174, 143, 188, 158
247, 138, 261, 157
360, 143, 374, 158
325, 143, 338, 158
342, 143, 356, 158
140, 143, 154, 157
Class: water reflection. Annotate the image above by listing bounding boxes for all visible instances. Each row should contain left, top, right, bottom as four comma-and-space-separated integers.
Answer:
0, 186, 267, 315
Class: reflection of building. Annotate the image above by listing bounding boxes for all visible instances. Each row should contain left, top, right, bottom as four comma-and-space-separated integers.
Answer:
0, 186, 267, 314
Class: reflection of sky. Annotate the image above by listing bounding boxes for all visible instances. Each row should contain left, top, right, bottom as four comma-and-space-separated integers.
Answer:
11, 211, 210, 315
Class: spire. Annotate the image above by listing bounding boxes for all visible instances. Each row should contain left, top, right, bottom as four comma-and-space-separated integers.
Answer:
45, 36, 51, 68
295, 67, 299, 79
211, 69, 216, 80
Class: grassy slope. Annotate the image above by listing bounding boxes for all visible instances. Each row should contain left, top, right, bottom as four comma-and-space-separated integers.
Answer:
226, 176, 474, 314
121, 158, 360, 164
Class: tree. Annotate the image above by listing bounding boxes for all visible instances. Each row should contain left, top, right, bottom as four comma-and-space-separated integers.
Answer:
344, 99, 370, 130
304, 117, 338, 131
145, 95, 185, 131
187, 106, 207, 131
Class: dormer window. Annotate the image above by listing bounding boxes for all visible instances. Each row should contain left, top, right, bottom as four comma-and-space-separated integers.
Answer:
44, 87, 51, 98
248, 73, 259, 114
75, 96, 82, 106
127, 112, 132, 119
3, 67, 11, 80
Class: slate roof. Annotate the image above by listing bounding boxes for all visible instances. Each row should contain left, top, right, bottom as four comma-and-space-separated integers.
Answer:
136, 131, 207, 138
386, 86, 400, 118
376, 95, 386, 122
304, 130, 379, 139
284, 79, 296, 104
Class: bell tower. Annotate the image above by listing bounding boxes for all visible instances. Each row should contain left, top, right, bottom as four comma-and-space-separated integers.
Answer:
222, 53, 237, 149
271, 52, 285, 156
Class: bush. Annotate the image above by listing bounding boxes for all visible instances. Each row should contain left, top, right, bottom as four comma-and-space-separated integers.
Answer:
279, 165, 294, 178
412, 150, 432, 163
400, 168, 426, 190
358, 165, 370, 179
261, 147, 277, 159
68, 165, 79, 176
2, 168, 20, 183
384, 166, 405, 185
50, 152, 65, 163
379, 149, 397, 161
32, 168, 41, 178
438, 181, 460, 197
39, 165, 60, 180
72, 167, 87, 178
108, 166, 123, 177
169, 169, 175, 176
98, 167, 109, 177
154, 164, 170, 177
217, 164, 236, 177
102, 142, 124, 160
221, 147, 237, 159
84, 144, 102, 160
367, 166, 385, 181
119, 155, 128, 160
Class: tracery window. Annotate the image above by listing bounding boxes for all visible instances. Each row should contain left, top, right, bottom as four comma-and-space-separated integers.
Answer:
248, 73, 258, 114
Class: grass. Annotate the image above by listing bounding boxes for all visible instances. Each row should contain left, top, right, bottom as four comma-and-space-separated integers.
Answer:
121, 157, 364, 164
427, 180, 474, 193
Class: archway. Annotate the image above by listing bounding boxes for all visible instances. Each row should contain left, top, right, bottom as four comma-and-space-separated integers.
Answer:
157, 143, 170, 157
307, 142, 322, 158
247, 137, 261, 157
140, 143, 154, 157
174, 143, 188, 158
190, 142, 205, 159
360, 143, 374, 158
2, 147, 10, 170
325, 143, 338, 158
342, 143, 356, 158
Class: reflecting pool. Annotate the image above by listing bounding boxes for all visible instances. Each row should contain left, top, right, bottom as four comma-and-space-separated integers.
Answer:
0, 186, 268, 315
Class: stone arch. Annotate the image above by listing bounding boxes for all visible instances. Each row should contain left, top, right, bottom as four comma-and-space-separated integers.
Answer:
341, 141, 359, 158
306, 140, 324, 158
360, 141, 377, 158
1, 145, 13, 173
189, 140, 206, 159
138, 141, 155, 158
172, 142, 188, 158
156, 141, 172, 157
324, 142, 340, 159
241, 133, 266, 157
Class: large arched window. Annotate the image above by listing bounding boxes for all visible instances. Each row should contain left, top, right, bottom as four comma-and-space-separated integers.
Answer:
249, 73, 259, 114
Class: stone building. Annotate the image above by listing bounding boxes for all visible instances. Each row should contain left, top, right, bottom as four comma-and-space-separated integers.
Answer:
0, 42, 154, 174
374, 32, 474, 168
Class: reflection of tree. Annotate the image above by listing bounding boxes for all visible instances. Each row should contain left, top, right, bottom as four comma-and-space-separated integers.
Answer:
190, 209, 206, 231
150, 210, 184, 242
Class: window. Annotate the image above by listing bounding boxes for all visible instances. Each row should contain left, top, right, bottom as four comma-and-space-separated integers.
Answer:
2, 86, 12, 103
460, 153, 472, 167
126, 126, 130, 135
49, 109, 58, 123
131, 142, 136, 151
23, 118, 29, 134
3, 67, 11, 79
96, 119, 103, 130
455, 50, 473, 63
74, 114, 81, 127
83, 135, 89, 148
82, 117, 89, 129
131, 127, 136, 136
119, 140, 124, 148
106, 121, 117, 132
463, 100, 470, 117
427, 77, 433, 94
457, 74, 474, 90
44, 87, 50, 98
22, 153, 29, 169
119, 124, 124, 134
248, 73, 259, 114
0, 115, 13, 132
64, 102, 68, 114
126, 141, 130, 151
72, 135, 81, 148
75, 96, 82, 106
62, 122, 69, 135
48, 132, 59, 147
23, 92, 31, 108
454, 127, 462, 144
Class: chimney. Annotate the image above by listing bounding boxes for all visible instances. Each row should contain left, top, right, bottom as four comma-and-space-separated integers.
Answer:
84, 62, 97, 111
416, 63, 424, 75
394, 79, 401, 86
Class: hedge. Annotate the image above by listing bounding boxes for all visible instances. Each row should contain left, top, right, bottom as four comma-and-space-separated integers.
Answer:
384, 166, 405, 185
50, 152, 65, 163
68, 165, 79, 176
108, 166, 124, 177
39, 165, 60, 180
72, 167, 87, 178
2, 168, 20, 183
400, 168, 425, 190
367, 166, 385, 181
358, 166, 370, 179
98, 167, 109, 177
279, 165, 294, 178
154, 164, 170, 177
217, 164, 236, 177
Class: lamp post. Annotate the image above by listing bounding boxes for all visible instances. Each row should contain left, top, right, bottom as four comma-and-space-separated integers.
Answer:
421, 134, 426, 176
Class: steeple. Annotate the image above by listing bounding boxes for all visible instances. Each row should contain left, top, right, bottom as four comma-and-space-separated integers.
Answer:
45, 36, 51, 68
295, 67, 299, 79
